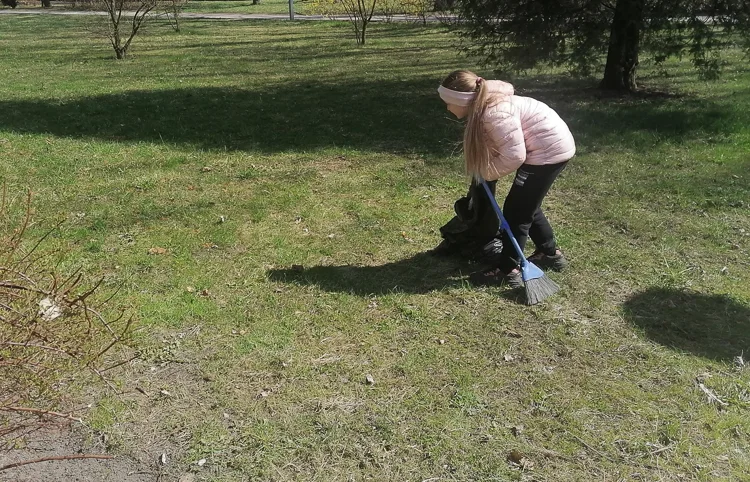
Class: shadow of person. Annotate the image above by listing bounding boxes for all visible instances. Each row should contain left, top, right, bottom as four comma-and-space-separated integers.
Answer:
622, 287, 750, 362
267, 252, 482, 296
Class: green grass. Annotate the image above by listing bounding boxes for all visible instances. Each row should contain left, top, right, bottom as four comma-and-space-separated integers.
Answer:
182, 0, 295, 16
12, 0, 297, 15
1, 14, 750, 481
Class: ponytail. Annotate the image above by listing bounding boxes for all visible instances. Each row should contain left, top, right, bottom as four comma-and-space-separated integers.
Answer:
441, 70, 496, 179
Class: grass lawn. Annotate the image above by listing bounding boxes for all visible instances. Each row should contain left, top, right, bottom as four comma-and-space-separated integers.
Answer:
1, 14, 749, 481
182, 0, 296, 16
10, 0, 299, 16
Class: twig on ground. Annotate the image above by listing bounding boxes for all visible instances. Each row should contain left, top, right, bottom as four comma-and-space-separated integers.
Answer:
2, 406, 83, 423
0, 454, 114, 472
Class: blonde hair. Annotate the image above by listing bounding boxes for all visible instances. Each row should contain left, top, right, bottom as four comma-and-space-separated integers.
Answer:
441, 70, 496, 180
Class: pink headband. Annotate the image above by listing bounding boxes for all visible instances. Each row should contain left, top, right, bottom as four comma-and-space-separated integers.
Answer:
437, 85, 475, 107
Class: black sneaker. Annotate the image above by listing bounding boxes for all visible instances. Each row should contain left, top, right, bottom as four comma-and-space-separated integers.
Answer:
469, 267, 523, 288
527, 250, 568, 271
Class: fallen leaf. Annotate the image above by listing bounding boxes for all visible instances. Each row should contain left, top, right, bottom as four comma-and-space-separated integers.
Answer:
200, 166, 212, 172
38, 298, 64, 322
159, 453, 168, 465
734, 355, 746, 369
504, 354, 515, 362
511, 425, 524, 436
508, 449, 524, 464
439, 339, 446, 345
197, 458, 207, 467
148, 247, 168, 255
365, 374, 375, 385
199, 289, 210, 297
160, 389, 172, 397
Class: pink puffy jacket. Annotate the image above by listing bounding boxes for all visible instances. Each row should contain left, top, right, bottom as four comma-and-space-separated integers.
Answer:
479, 80, 576, 181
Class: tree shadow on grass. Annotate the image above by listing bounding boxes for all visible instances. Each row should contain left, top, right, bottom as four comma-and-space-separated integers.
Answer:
522, 80, 744, 147
0, 77, 747, 156
622, 287, 750, 361
267, 251, 481, 295
0, 82, 452, 156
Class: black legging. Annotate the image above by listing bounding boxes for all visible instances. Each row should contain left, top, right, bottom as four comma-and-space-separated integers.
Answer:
496, 161, 569, 273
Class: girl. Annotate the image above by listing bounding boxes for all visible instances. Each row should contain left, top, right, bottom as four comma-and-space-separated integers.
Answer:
438, 70, 575, 287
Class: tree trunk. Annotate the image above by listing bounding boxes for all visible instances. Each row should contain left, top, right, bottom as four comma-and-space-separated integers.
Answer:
600, 0, 644, 91
41, 0, 51, 7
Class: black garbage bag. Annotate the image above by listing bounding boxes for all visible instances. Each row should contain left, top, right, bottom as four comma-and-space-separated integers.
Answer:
432, 179, 503, 265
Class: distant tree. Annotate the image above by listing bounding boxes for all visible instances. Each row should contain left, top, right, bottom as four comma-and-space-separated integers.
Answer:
308, 0, 378, 44
90, 0, 158, 59
164, 0, 187, 32
1, 0, 18, 8
456, 0, 750, 91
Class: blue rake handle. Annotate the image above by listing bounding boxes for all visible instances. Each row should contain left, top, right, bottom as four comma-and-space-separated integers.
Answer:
479, 180, 545, 282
